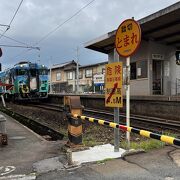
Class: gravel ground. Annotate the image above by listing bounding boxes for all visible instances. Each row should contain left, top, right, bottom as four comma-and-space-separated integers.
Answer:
2, 102, 178, 148
2, 102, 127, 145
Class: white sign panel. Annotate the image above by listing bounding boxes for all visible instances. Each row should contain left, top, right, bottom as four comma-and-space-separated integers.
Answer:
93, 74, 104, 85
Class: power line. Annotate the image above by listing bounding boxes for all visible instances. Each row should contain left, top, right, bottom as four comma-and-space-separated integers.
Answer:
35, 0, 95, 45
0, 0, 24, 40
0, 24, 10, 28
0, 33, 29, 46
0, 44, 40, 50
9, 0, 24, 27
10, 0, 96, 60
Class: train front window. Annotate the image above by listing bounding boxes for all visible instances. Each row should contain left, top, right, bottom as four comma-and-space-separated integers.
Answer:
16, 69, 27, 75
30, 69, 37, 77
39, 69, 48, 75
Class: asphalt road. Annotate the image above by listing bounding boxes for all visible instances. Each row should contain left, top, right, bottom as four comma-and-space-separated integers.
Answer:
37, 146, 180, 180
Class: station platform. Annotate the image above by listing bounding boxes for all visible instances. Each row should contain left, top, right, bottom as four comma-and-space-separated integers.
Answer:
0, 112, 66, 179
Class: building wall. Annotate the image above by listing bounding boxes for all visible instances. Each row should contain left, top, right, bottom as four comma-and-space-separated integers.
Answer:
51, 63, 107, 93
108, 40, 178, 96
78, 64, 106, 93
51, 69, 65, 83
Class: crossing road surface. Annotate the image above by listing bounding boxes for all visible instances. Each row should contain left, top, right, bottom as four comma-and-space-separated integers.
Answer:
0, 112, 179, 180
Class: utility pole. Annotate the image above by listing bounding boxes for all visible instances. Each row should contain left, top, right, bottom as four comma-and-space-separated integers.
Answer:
49, 56, 52, 94
76, 47, 79, 94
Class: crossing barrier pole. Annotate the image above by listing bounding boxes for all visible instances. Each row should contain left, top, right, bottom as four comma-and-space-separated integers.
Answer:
72, 114, 180, 147
64, 96, 83, 147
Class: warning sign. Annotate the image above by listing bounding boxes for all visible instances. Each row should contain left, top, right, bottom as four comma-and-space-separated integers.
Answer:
105, 62, 123, 107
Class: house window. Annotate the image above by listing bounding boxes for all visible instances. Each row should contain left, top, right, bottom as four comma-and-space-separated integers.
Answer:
102, 68, 105, 74
56, 72, 61, 81
130, 60, 148, 80
130, 62, 136, 80
137, 60, 148, 79
85, 69, 92, 77
67, 71, 73, 80
79, 70, 83, 79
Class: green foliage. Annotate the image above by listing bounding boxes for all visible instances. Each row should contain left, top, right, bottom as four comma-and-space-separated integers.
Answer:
96, 158, 113, 164
120, 139, 165, 151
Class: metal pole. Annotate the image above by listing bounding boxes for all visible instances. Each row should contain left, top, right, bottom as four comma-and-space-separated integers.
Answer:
49, 57, 52, 93
114, 49, 119, 152
1, 95, 6, 108
76, 47, 79, 94
114, 107, 119, 152
126, 56, 130, 148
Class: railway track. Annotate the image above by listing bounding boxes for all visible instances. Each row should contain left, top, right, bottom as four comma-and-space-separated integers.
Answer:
27, 103, 180, 133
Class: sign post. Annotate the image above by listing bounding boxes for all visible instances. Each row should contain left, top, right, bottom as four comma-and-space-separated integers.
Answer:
105, 58, 123, 152
115, 19, 141, 148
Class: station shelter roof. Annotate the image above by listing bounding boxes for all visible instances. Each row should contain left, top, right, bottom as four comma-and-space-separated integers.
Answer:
85, 2, 180, 54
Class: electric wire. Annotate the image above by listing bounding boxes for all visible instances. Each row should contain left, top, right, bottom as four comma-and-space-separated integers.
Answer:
0, 0, 24, 40
34, 0, 95, 45
8, 0, 24, 27
0, 33, 29, 46
10, 0, 95, 60
0, 44, 40, 50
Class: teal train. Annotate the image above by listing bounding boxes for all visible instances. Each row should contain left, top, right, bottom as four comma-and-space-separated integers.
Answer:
0, 61, 48, 101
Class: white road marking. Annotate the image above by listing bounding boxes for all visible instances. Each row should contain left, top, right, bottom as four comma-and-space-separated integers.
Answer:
0, 174, 36, 180
0, 166, 16, 176
165, 177, 174, 180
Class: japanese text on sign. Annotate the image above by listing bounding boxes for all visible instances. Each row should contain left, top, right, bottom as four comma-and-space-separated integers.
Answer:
115, 19, 141, 57
105, 62, 123, 107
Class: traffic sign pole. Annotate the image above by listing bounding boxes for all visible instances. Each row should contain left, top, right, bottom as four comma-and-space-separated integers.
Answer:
115, 18, 141, 149
114, 49, 119, 152
126, 56, 130, 148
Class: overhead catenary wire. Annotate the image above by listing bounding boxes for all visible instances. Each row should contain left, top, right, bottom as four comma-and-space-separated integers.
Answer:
0, 44, 40, 50
0, 32, 29, 46
8, 0, 24, 27
10, 0, 96, 61
34, 0, 95, 45
0, 0, 24, 40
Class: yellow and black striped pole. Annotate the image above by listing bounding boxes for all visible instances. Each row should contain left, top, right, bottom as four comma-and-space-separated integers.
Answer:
72, 114, 180, 146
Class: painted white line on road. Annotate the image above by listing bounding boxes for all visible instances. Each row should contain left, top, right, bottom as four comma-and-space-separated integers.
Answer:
0, 174, 36, 180
0, 166, 16, 176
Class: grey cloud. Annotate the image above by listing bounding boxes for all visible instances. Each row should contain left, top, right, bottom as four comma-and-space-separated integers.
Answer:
0, 0, 179, 68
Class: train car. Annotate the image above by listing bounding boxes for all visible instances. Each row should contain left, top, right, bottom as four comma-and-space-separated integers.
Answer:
0, 61, 48, 101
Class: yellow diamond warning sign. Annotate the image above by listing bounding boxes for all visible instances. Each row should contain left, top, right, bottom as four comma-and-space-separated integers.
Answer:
105, 62, 123, 107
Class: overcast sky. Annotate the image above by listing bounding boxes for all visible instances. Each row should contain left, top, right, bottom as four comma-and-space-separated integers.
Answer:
0, 0, 179, 69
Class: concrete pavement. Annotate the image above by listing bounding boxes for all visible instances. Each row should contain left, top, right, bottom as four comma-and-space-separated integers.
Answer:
0, 112, 66, 179
0, 112, 179, 180
37, 146, 180, 180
